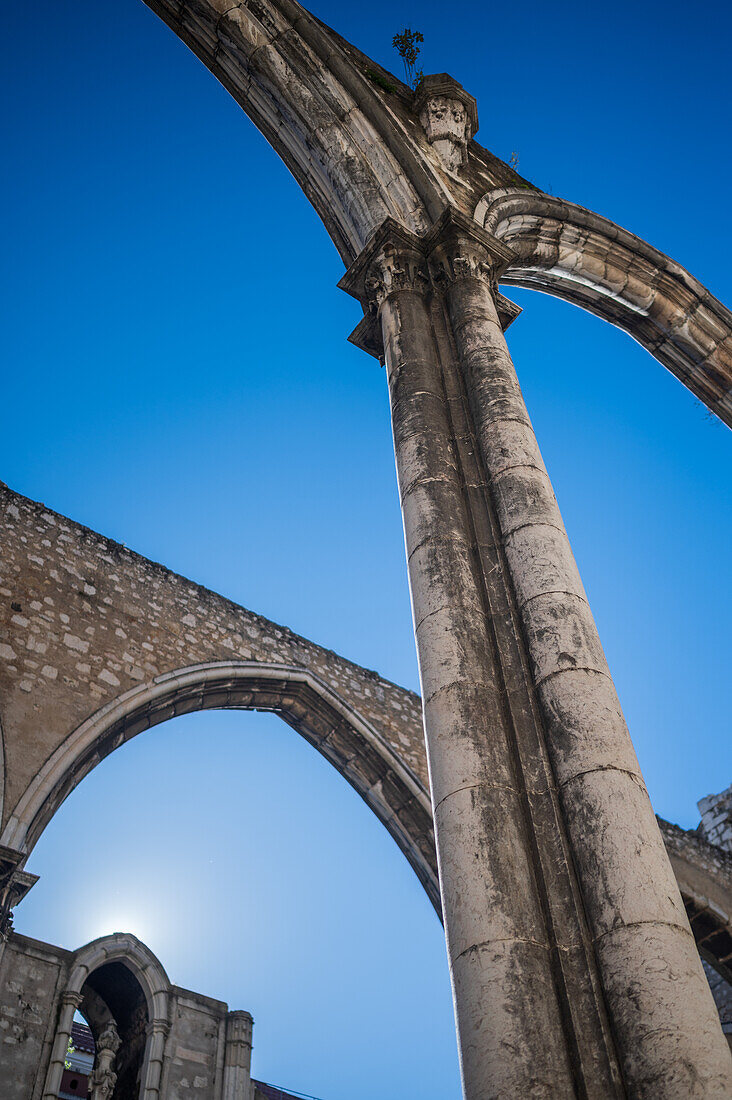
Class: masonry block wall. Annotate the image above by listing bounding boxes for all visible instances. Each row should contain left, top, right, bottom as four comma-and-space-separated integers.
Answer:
0, 933, 245, 1100
699, 786, 732, 853
0, 484, 435, 900
0, 935, 64, 1096
0, 482, 425, 803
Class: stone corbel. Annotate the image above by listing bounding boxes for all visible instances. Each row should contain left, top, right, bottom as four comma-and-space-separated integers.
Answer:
0, 845, 38, 939
413, 74, 478, 174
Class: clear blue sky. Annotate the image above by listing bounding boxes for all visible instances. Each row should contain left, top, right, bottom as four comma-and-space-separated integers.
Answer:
2, 2, 730, 1097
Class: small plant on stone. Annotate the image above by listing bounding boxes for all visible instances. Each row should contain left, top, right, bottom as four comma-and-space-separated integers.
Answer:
392, 28, 424, 89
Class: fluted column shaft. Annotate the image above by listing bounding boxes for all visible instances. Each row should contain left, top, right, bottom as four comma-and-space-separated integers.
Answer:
436, 220, 732, 1097
42, 990, 83, 1100
339, 208, 732, 1100
142, 1019, 169, 1099
222, 1010, 254, 1100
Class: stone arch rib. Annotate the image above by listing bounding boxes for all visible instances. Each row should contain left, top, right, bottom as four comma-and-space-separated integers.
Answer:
142, 0, 444, 262
1, 661, 439, 914
475, 188, 732, 426
67, 932, 172, 1023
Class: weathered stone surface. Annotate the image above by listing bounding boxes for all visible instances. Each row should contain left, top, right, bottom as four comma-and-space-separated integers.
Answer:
705, 961, 732, 1050
476, 189, 732, 423
1, 476, 731, 1092
341, 208, 731, 1094
0, 930, 262, 1100
700, 785, 732, 852
143, 2, 731, 421
343, 220, 627, 1097
3, 3, 732, 1097
0, 482, 437, 909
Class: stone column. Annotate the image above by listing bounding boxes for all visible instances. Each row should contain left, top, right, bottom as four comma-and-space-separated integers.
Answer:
142, 1019, 169, 1099
222, 1010, 254, 1100
429, 207, 732, 1098
341, 225, 594, 1098
42, 989, 84, 1100
339, 210, 732, 1099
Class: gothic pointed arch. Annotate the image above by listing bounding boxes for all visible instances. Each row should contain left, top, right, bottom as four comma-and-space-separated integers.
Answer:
132, 4, 731, 425
143, 0, 443, 260
1, 659, 439, 912
475, 188, 732, 424
42, 933, 172, 1100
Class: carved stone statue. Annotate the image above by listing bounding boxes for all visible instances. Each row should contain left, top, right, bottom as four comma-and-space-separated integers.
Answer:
89, 1022, 121, 1100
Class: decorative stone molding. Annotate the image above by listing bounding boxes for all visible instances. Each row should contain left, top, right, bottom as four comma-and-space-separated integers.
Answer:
223, 1011, 254, 1100
425, 206, 516, 285
225, 1010, 253, 1054
338, 220, 431, 360
426, 208, 522, 330
413, 74, 478, 173
145, 1018, 171, 1039
362, 244, 430, 314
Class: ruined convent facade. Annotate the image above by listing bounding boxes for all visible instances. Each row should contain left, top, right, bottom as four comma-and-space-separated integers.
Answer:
1, 2, 731, 1097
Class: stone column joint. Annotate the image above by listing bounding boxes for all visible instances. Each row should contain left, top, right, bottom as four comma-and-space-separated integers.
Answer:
146, 1018, 171, 1038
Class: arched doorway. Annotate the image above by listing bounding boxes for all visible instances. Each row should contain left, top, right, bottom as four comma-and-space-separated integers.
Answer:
43, 934, 170, 1100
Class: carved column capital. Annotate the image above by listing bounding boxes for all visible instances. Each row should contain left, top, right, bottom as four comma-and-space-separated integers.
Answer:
61, 989, 85, 1010
225, 1010, 253, 1047
338, 219, 429, 359
339, 221, 428, 310
424, 207, 522, 329
0, 845, 38, 940
340, 209, 521, 358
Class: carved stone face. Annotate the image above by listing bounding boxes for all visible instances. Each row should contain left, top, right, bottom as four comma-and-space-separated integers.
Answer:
419, 95, 470, 172
420, 95, 468, 145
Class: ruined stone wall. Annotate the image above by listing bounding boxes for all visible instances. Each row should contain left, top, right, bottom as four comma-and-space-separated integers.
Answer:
0, 931, 245, 1099
704, 961, 732, 1047
0, 934, 68, 1098
660, 817, 732, 1042
162, 988, 229, 1098
699, 785, 732, 852
0, 482, 426, 842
